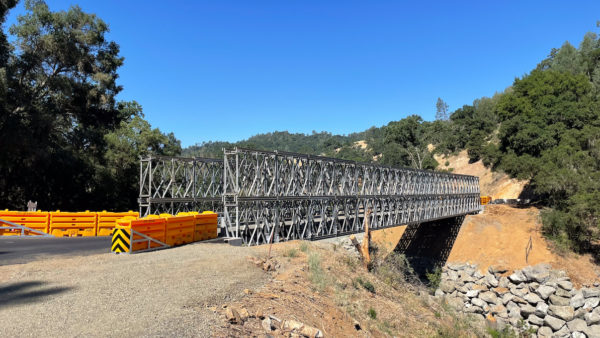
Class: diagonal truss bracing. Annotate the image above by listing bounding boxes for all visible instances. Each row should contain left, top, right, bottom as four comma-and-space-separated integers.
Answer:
139, 148, 480, 246
222, 148, 480, 245
139, 155, 223, 217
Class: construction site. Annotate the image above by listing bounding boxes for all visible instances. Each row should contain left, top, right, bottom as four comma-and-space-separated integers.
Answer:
3, 2, 600, 337
2, 149, 599, 337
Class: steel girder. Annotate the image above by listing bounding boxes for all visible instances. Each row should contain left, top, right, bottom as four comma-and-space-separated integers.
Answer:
222, 148, 480, 245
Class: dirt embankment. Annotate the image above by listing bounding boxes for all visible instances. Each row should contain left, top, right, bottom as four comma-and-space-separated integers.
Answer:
447, 205, 600, 287
435, 150, 528, 199
365, 205, 600, 287
215, 242, 486, 337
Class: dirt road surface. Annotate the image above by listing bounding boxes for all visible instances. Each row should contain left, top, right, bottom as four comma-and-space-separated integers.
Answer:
0, 241, 268, 337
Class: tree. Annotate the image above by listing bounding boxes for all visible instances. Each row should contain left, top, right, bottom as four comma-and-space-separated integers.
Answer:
0, 0, 182, 210
435, 98, 449, 121
381, 115, 437, 169
103, 101, 181, 209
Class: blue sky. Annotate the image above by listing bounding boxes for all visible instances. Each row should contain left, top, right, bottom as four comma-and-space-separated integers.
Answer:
6, 1, 600, 147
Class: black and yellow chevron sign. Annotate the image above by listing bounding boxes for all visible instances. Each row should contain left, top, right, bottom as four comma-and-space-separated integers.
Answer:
111, 228, 130, 253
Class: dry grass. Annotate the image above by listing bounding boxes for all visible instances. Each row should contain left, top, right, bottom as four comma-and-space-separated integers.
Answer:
216, 241, 487, 337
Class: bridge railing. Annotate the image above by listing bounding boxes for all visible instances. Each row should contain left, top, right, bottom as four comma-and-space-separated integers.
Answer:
222, 148, 480, 245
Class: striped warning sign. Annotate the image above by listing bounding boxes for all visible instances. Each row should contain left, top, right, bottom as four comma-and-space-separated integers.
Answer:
111, 228, 130, 253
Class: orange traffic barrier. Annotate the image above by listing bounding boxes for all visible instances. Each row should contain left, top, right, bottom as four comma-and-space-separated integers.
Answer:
178, 211, 218, 241
97, 211, 139, 236
49, 211, 97, 237
115, 216, 167, 252
161, 213, 195, 246
480, 196, 492, 205
0, 210, 49, 235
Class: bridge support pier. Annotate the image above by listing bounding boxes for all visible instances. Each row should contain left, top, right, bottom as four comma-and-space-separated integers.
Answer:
394, 215, 466, 276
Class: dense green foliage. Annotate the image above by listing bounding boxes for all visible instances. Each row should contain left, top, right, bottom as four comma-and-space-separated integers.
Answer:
0, 1, 179, 210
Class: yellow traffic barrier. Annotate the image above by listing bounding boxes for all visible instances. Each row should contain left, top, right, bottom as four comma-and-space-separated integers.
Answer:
49, 211, 97, 237
114, 216, 167, 252
97, 211, 139, 236
161, 213, 195, 246
178, 211, 218, 241
480, 196, 492, 205
0, 210, 49, 236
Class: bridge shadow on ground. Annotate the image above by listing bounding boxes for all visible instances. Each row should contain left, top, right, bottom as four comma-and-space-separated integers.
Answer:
0, 281, 72, 307
392, 216, 465, 277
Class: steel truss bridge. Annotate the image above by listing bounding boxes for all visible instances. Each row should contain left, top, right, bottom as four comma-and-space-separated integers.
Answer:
139, 148, 480, 246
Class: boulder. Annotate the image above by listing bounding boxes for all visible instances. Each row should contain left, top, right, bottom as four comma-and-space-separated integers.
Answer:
554, 287, 572, 298
491, 304, 508, 317
567, 318, 589, 333
493, 287, 510, 296
571, 292, 586, 309
524, 292, 544, 305
585, 325, 600, 338
464, 305, 483, 314
583, 288, 600, 298
447, 263, 467, 271
528, 314, 544, 326
440, 281, 456, 294
583, 297, 600, 310
465, 290, 479, 298
520, 304, 536, 318
543, 315, 566, 331
509, 270, 527, 284
572, 331, 587, 338
522, 264, 551, 283
553, 324, 570, 337
434, 289, 445, 297
537, 326, 553, 337
486, 273, 499, 288
535, 302, 549, 317
471, 297, 487, 308
536, 285, 556, 300
549, 294, 571, 306
510, 286, 528, 298
480, 291, 499, 304
508, 308, 521, 319
574, 307, 589, 319
473, 270, 483, 279
459, 275, 476, 284
498, 276, 510, 288
472, 284, 489, 291
585, 309, 600, 326
447, 269, 458, 280
528, 282, 540, 291
501, 293, 514, 305
557, 280, 573, 291
548, 305, 575, 322
489, 265, 510, 275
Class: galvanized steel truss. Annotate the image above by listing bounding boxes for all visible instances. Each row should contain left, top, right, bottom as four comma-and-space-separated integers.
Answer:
139, 155, 223, 217
139, 148, 480, 246
222, 148, 480, 245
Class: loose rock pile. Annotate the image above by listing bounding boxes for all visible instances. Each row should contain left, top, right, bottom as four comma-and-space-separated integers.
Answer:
435, 263, 600, 338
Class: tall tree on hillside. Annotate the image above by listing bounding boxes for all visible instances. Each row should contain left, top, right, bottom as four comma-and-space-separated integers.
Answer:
435, 97, 449, 121
0, 0, 134, 209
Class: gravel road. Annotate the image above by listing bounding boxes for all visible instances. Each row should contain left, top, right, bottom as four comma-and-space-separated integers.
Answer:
0, 241, 268, 337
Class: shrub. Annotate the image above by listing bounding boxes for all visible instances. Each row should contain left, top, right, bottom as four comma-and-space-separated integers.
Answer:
368, 308, 377, 319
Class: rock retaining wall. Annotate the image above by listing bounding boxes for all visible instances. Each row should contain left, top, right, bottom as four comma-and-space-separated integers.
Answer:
435, 263, 600, 338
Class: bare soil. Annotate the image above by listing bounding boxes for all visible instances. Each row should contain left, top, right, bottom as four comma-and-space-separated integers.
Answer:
434, 150, 528, 199
215, 241, 486, 337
